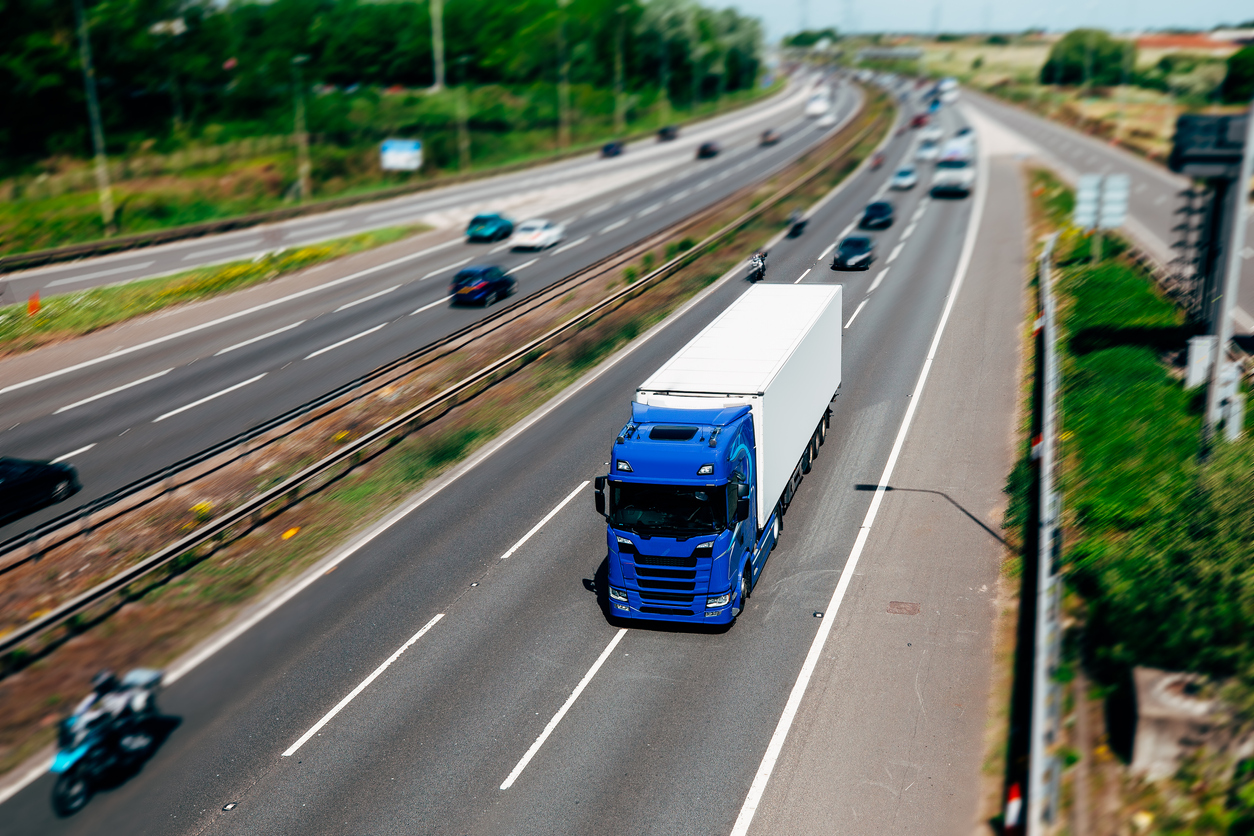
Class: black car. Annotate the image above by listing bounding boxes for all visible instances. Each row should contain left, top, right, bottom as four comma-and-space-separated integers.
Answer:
601, 141, 624, 158
450, 265, 515, 306
0, 456, 81, 525
830, 236, 875, 271
859, 201, 894, 230
657, 125, 680, 142
696, 141, 720, 159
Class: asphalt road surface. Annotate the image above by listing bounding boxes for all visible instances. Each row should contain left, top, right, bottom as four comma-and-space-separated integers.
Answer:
0, 80, 861, 542
3, 90, 1023, 835
963, 88, 1254, 334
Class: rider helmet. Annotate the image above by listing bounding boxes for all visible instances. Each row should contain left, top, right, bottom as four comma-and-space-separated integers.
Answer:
90, 670, 119, 695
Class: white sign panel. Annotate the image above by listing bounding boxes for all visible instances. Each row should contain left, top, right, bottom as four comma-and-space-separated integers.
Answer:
381, 139, 423, 171
1099, 174, 1130, 229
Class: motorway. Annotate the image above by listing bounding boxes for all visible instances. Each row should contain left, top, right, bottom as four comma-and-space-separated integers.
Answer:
2, 85, 1027, 834
0, 80, 861, 542
963, 89, 1254, 334
0, 81, 822, 302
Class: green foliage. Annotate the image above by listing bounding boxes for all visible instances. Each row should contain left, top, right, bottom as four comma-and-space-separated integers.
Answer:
1222, 45, 1254, 103
1039, 29, 1135, 87
782, 28, 839, 48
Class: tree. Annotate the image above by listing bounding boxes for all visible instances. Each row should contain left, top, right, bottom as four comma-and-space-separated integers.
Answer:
1039, 29, 1136, 87
1221, 45, 1254, 103
781, 28, 838, 48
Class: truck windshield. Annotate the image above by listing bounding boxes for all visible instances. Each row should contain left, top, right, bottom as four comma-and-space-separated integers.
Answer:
610, 481, 727, 536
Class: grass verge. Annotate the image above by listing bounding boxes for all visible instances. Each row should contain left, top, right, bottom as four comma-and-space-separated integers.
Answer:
0, 90, 892, 779
0, 224, 428, 357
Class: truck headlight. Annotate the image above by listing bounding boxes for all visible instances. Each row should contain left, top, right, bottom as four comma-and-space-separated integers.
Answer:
610, 587, 629, 602
707, 592, 731, 608
615, 536, 636, 554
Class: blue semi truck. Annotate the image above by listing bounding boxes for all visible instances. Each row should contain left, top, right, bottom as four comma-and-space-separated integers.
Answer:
593, 284, 843, 625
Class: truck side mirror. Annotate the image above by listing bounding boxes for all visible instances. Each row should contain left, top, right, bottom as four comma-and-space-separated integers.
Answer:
594, 477, 606, 517
736, 483, 751, 521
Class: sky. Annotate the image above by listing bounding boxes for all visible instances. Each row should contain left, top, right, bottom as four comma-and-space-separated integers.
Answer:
706, 0, 1254, 41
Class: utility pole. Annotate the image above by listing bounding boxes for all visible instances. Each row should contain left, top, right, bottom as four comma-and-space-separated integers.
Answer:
455, 56, 471, 170
292, 55, 312, 202
72, 0, 116, 236
556, 0, 572, 148
613, 4, 627, 135
431, 0, 445, 91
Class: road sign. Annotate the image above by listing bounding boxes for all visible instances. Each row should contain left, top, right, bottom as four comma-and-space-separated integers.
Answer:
1073, 174, 1102, 230
1099, 174, 1130, 229
381, 138, 423, 171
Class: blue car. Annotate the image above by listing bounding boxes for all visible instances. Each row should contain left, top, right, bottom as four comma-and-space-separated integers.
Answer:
450, 265, 515, 306
465, 213, 514, 242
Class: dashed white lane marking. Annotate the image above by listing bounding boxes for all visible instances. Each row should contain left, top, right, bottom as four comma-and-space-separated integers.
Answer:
281, 613, 445, 757
667, 189, 692, 204
303, 323, 388, 360
844, 298, 869, 328
637, 202, 663, 217
290, 220, 345, 238
584, 202, 613, 216
696, 178, 714, 189
887, 242, 905, 264
793, 268, 812, 284
500, 628, 628, 790
153, 373, 267, 422
868, 267, 890, 293
623, 189, 645, 201
215, 321, 307, 356
600, 218, 629, 234
901, 222, 918, 239
422, 257, 472, 281
499, 481, 589, 560
46, 261, 155, 288
912, 203, 928, 222
51, 443, 96, 464
552, 235, 589, 255
507, 258, 538, 275
55, 368, 175, 414
334, 285, 400, 312
182, 240, 260, 260
490, 242, 512, 254
840, 221, 857, 238
410, 295, 454, 315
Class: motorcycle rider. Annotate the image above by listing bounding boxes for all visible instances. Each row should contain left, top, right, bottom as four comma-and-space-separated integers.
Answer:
749, 249, 767, 281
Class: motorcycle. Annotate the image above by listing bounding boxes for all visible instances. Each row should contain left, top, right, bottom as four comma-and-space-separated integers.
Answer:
871, 152, 885, 170
51, 669, 162, 816
748, 255, 766, 282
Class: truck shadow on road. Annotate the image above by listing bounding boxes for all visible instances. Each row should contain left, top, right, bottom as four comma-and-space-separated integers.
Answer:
583, 556, 734, 635
854, 483, 1010, 548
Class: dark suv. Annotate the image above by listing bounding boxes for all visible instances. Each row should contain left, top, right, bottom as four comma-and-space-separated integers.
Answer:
450, 265, 515, 306
830, 236, 875, 271
0, 457, 81, 525
859, 201, 895, 230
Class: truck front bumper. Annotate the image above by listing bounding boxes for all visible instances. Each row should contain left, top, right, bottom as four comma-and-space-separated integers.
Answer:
609, 588, 736, 625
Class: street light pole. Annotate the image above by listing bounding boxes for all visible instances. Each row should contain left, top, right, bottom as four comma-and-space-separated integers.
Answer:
292, 55, 312, 202
613, 5, 627, 135
71, 0, 116, 236
431, 0, 445, 91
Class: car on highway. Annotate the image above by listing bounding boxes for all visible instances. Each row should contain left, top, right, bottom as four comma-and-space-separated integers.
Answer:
759, 128, 781, 146
601, 141, 624, 158
804, 90, 832, 117
510, 219, 565, 250
465, 214, 514, 242
0, 456, 81, 525
915, 140, 941, 163
910, 113, 929, 128
919, 126, 944, 143
815, 110, 837, 128
657, 125, 679, 142
889, 166, 918, 190
830, 236, 875, 271
450, 265, 515, 306
696, 141, 720, 159
859, 200, 895, 230
955, 126, 972, 137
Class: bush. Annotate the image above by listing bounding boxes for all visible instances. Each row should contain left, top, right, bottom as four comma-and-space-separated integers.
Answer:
1222, 46, 1254, 104
1040, 29, 1135, 86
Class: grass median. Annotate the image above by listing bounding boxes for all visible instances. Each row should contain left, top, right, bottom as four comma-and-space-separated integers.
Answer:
0, 224, 428, 358
0, 90, 892, 780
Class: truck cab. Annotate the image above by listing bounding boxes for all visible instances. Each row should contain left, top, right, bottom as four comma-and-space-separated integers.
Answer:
595, 403, 768, 625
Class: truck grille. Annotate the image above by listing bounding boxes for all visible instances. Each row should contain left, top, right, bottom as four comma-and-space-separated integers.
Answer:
638, 590, 693, 603
638, 579, 695, 591
635, 555, 697, 568
636, 567, 696, 580
640, 607, 693, 617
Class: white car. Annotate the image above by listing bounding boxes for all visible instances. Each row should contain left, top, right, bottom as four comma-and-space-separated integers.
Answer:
815, 110, 837, 128
889, 167, 918, 190
919, 126, 944, 143
510, 219, 564, 250
915, 140, 941, 163
805, 91, 832, 117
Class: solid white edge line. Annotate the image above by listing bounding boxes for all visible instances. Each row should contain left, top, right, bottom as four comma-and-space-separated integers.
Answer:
45, 261, 155, 288
552, 235, 589, 255
500, 628, 627, 790
499, 481, 589, 560
868, 267, 890, 294
793, 268, 812, 284
334, 285, 400, 312
303, 323, 388, 360
410, 295, 454, 315
50, 443, 96, 464
844, 298, 869, 329
214, 321, 306, 356
507, 258, 539, 275
0, 238, 462, 397
281, 613, 444, 757
152, 373, 267, 422
182, 240, 261, 261
54, 368, 175, 414
0, 759, 53, 806
729, 141, 990, 836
